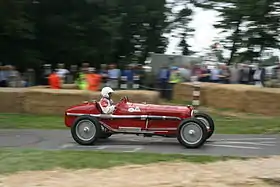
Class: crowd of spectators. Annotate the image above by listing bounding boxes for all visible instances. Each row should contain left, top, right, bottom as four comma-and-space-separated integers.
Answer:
0, 65, 31, 87
1, 61, 280, 95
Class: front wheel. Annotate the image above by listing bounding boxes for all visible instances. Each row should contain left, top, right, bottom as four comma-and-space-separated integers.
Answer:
71, 116, 101, 145
195, 112, 215, 140
177, 118, 207, 149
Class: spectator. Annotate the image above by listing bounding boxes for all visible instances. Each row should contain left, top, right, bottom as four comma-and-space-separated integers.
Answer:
134, 64, 145, 89
107, 64, 120, 89
99, 64, 108, 89
199, 65, 211, 82
87, 67, 101, 91
143, 67, 156, 90
229, 63, 240, 84
253, 65, 266, 87
0, 65, 8, 87
122, 64, 134, 89
157, 65, 170, 99
7, 65, 22, 87
66, 65, 78, 84
167, 67, 182, 101
56, 63, 69, 84
42, 64, 52, 85
240, 64, 250, 84
178, 65, 191, 82
22, 68, 36, 87
220, 65, 230, 84
270, 63, 280, 87
75, 67, 88, 90
48, 70, 61, 89
209, 65, 221, 83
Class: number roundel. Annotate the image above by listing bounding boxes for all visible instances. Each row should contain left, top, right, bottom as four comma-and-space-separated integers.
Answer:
128, 107, 141, 112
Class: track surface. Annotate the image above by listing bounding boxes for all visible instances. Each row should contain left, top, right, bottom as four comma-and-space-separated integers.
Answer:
0, 129, 279, 157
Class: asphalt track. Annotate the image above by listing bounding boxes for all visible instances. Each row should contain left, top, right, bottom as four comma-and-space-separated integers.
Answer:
0, 129, 279, 157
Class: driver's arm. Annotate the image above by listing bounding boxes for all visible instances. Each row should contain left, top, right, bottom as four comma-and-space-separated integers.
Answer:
100, 99, 115, 114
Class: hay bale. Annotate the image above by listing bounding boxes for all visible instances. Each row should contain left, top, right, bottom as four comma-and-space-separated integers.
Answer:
28, 85, 50, 89
244, 88, 280, 115
29, 84, 78, 89
174, 82, 280, 115
61, 84, 78, 89
23, 89, 91, 115
0, 88, 26, 113
112, 90, 160, 104
203, 84, 247, 111
173, 83, 193, 101
23, 88, 159, 115
173, 83, 208, 104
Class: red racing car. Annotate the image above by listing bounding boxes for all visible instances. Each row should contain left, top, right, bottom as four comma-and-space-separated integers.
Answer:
64, 96, 215, 148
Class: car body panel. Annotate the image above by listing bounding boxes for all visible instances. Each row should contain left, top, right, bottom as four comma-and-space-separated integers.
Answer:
65, 98, 193, 136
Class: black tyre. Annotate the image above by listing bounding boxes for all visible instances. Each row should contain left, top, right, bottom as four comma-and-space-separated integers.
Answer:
177, 118, 208, 149
71, 115, 101, 145
195, 112, 215, 140
99, 132, 113, 139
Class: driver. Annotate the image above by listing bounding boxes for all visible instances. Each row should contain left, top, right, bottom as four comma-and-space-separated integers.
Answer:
99, 87, 115, 114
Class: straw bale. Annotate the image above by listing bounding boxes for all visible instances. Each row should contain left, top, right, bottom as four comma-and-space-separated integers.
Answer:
23, 89, 91, 115
23, 88, 159, 115
173, 83, 193, 101
0, 88, 26, 113
203, 85, 247, 112
29, 84, 78, 89
61, 84, 78, 89
173, 83, 208, 104
174, 82, 280, 115
244, 88, 280, 115
111, 90, 160, 104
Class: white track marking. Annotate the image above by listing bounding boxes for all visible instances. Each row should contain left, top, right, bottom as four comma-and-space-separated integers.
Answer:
123, 147, 143, 153
210, 141, 276, 146
95, 146, 107, 150
259, 141, 277, 144
212, 138, 276, 141
207, 144, 262, 150
60, 143, 75, 149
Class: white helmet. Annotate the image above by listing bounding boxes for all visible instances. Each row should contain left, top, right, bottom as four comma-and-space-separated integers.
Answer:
101, 87, 114, 98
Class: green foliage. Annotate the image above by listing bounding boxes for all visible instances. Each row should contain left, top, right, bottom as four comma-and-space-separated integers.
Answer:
0, 0, 186, 69
194, 0, 280, 64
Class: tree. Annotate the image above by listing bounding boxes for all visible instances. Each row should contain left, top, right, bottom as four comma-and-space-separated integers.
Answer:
0, 0, 37, 70
194, 0, 280, 64
166, 1, 195, 56
0, 0, 186, 69
240, 0, 280, 62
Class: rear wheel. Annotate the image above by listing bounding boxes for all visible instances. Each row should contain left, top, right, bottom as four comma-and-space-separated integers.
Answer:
195, 112, 215, 140
71, 116, 101, 145
177, 118, 207, 148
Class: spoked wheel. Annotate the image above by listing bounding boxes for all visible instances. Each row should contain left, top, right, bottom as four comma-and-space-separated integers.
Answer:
177, 118, 207, 149
71, 116, 101, 145
195, 112, 215, 140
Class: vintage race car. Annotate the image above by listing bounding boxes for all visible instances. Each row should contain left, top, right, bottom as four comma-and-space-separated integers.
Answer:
64, 96, 215, 149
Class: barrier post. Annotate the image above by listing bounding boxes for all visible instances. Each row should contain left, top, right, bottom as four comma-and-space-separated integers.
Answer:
191, 76, 200, 107
133, 75, 140, 90
120, 76, 128, 90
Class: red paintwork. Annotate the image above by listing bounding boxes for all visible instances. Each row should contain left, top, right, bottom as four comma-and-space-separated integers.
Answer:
64, 97, 194, 136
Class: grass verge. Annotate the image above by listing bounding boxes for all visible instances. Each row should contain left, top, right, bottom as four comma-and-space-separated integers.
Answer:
0, 112, 280, 134
0, 149, 242, 174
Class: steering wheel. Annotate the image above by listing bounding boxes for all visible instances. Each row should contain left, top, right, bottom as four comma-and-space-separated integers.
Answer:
120, 96, 129, 102
115, 96, 128, 109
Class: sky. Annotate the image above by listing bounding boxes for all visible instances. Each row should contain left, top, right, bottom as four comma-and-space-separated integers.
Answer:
165, 7, 223, 56
165, 6, 280, 59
